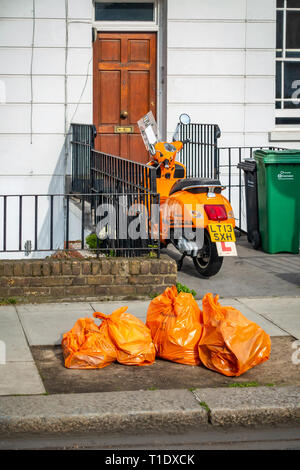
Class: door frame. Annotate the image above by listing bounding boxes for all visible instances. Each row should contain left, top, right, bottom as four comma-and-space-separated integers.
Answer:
92, 0, 167, 141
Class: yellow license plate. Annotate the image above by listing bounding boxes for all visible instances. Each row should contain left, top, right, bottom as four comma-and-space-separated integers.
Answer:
208, 224, 236, 242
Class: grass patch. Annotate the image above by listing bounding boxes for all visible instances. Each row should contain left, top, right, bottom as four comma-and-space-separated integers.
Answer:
147, 387, 158, 391
266, 383, 275, 387
228, 381, 259, 388
199, 401, 210, 413
0, 297, 17, 305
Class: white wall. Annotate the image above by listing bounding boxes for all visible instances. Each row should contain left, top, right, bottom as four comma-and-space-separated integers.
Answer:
167, 0, 277, 149
0, 0, 93, 196
0, 0, 93, 258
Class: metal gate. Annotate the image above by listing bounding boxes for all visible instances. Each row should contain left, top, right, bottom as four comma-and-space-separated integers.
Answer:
177, 122, 221, 178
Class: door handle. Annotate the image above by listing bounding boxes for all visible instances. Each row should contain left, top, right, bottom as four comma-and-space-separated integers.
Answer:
120, 110, 128, 119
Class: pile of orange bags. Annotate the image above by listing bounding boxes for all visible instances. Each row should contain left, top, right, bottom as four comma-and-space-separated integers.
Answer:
62, 286, 271, 376
62, 306, 155, 369
146, 286, 271, 376
146, 285, 202, 365
198, 293, 271, 376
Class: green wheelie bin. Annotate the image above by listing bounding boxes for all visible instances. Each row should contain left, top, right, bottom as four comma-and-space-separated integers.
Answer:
253, 149, 300, 254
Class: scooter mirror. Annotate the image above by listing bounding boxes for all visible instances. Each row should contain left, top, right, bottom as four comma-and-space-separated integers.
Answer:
179, 113, 191, 125
149, 144, 156, 156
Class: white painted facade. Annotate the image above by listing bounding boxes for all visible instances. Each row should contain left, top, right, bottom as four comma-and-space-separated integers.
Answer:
0, 0, 299, 258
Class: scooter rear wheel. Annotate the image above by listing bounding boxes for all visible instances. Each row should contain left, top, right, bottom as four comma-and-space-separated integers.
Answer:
193, 231, 223, 277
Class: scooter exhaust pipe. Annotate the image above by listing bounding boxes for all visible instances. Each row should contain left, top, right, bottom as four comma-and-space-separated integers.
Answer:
174, 236, 200, 258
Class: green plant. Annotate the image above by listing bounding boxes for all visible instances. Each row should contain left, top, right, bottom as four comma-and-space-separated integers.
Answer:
106, 249, 116, 258
149, 291, 160, 299
176, 282, 197, 298
228, 381, 259, 388
86, 233, 102, 250
199, 401, 210, 412
0, 297, 17, 305
188, 387, 197, 392
147, 386, 157, 391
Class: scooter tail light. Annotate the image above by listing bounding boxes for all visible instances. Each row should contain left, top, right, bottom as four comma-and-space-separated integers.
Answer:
204, 204, 228, 221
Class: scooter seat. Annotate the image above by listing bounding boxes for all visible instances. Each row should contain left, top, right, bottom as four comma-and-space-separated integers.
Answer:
169, 178, 222, 196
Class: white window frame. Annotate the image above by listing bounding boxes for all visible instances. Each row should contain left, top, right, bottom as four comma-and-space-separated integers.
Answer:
276, 0, 300, 122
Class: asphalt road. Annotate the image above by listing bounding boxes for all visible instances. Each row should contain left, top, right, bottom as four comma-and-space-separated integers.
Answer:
1, 425, 300, 450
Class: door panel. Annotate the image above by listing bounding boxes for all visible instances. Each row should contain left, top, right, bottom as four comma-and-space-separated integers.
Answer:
93, 32, 156, 163
128, 39, 150, 63
99, 71, 121, 123
128, 71, 150, 123
98, 134, 121, 157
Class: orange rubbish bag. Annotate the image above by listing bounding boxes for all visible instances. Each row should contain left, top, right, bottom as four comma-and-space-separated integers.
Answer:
146, 285, 203, 366
94, 307, 156, 366
62, 317, 116, 369
198, 293, 271, 377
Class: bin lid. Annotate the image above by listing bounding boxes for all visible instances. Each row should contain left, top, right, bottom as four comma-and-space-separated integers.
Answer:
254, 149, 300, 164
237, 159, 256, 172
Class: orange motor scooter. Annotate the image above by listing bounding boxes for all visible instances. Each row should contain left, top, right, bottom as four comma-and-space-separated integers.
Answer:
140, 112, 237, 277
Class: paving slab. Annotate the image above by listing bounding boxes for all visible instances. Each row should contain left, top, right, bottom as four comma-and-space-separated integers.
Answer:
91, 300, 150, 322
238, 297, 300, 340
193, 385, 300, 426
16, 302, 94, 346
0, 306, 33, 362
0, 362, 45, 396
94, 298, 285, 338
15, 296, 291, 347
0, 389, 206, 435
219, 298, 288, 337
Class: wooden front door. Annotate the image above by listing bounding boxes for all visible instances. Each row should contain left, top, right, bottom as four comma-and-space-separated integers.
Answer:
93, 32, 157, 163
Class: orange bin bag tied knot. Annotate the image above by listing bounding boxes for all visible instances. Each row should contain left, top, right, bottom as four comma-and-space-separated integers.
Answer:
146, 285, 203, 366
94, 307, 156, 366
62, 317, 116, 369
198, 293, 271, 377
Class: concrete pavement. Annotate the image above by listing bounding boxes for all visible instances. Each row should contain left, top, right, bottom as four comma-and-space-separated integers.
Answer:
0, 305, 45, 395
12, 296, 297, 348
0, 296, 299, 436
0, 297, 299, 396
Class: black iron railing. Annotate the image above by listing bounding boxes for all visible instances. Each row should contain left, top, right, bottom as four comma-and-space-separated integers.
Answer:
177, 122, 221, 179
71, 123, 96, 194
90, 149, 157, 195
69, 124, 159, 257
0, 193, 160, 258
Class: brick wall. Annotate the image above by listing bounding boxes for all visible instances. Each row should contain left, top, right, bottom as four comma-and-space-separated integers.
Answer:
0, 255, 177, 303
